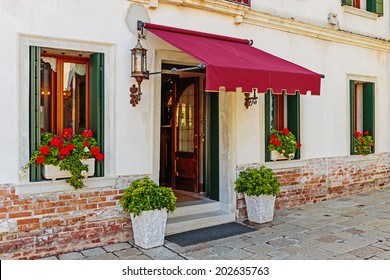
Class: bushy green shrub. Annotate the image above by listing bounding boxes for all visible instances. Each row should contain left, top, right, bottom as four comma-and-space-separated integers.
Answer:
120, 177, 177, 216
234, 166, 280, 196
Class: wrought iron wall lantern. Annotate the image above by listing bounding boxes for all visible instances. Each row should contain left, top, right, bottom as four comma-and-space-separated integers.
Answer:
130, 21, 206, 107
244, 89, 258, 109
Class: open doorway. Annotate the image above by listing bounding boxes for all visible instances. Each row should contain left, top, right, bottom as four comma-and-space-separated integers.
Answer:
159, 63, 220, 202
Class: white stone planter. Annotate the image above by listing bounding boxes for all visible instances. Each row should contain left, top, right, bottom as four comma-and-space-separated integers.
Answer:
42, 158, 95, 180
130, 209, 168, 249
244, 193, 276, 224
271, 150, 294, 161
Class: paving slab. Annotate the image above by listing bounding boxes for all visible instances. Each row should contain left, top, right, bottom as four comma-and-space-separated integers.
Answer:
349, 246, 386, 259
82, 253, 118, 260
113, 248, 143, 259
58, 252, 84, 260
81, 247, 106, 257
103, 242, 132, 252
141, 246, 179, 260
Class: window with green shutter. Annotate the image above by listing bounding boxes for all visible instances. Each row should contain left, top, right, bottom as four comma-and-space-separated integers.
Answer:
342, 0, 383, 16
265, 91, 300, 162
29, 47, 105, 181
349, 80, 375, 155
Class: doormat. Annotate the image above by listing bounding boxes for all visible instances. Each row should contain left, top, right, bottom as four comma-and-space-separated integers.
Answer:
165, 222, 256, 247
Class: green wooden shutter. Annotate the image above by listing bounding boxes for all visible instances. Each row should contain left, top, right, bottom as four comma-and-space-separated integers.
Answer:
350, 80, 356, 155
376, 0, 383, 16
90, 53, 105, 177
208, 92, 219, 201
264, 90, 272, 162
29, 46, 41, 181
367, 0, 383, 15
363, 83, 375, 153
341, 0, 352, 6
287, 93, 300, 159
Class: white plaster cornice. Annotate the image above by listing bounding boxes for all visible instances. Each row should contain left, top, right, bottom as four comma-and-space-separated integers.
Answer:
129, 0, 390, 52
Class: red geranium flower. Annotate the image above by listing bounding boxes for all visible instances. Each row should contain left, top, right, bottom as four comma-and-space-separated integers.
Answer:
50, 137, 63, 148
59, 148, 70, 156
274, 140, 282, 147
83, 141, 90, 147
96, 153, 104, 161
282, 128, 290, 135
354, 130, 362, 138
364, 130, 369, 135
66, 144, 75, 151
39, 145, 50, 155
91, 146, 100, 156
297, 142, 302, 149
36, 156, 45, 164
82, 129, 93, 138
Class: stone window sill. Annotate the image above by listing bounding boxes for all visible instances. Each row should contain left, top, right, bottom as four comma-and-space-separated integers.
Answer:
342, 5, 378, 20
15, 176, 117, 196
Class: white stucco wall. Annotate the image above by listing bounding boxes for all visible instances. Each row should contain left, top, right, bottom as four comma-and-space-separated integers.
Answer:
0, 0, 390, 185
251, 0, 390, 40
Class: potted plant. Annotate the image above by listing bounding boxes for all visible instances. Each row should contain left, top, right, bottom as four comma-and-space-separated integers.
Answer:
234, 166, 280, 224
268, 128, 301, 161
354, 130, 374, 155
120, 176, 177, 249
20, 128, 104, 189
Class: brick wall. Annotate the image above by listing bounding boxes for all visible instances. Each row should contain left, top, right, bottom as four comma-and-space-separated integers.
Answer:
0, 176, 143, 260
236, 154, 390, 219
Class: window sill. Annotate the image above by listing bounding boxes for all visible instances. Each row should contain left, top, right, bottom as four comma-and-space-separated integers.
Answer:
15, 176, 117, 196
264, 159, 307, 170
346, 153, 379, 162
342, 5, 379, 20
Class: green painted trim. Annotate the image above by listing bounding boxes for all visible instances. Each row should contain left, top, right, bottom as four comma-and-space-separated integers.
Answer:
363, 82, 375, 152
264, 90, 272, 162
206, 92, 219, 201
349, 80, 356, 155
342, 0, 353, 6
90, 53, 105, 177
29, 46, 41, 182
287, 93, 300, 159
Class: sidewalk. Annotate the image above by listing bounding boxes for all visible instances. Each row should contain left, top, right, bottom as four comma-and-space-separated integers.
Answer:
41, 187, 390, 260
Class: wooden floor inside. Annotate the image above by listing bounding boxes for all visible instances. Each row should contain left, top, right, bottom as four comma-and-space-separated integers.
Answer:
174, 189, 206, 203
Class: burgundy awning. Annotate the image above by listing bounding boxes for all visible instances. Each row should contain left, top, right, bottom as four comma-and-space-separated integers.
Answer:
144, 22, 322, 95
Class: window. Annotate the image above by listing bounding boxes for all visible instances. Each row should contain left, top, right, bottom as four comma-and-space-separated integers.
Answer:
29, 46, 105, 181
265, 90, 300, 161
350, 80, 375, 154
225, 0, 250, 7
342, 0, 383, 16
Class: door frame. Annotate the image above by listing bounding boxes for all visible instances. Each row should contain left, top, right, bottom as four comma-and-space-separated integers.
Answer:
152, 50, 237, 212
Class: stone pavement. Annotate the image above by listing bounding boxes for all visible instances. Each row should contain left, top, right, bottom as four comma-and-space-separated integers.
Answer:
41, 187, 390, 260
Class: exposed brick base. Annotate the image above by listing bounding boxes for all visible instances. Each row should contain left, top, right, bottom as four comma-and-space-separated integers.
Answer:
0, 176, 142, 260
236, 154, 390, 219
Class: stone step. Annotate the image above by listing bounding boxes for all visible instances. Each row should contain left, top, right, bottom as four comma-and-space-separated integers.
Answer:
166, 210, 236, 235
168, 199, 221, 218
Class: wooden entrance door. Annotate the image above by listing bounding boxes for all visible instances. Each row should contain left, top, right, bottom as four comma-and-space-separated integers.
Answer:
172, 77, 200, 192
159, 75, 200, 192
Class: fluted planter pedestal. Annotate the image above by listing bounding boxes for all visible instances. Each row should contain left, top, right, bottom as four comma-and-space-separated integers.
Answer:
130, 209, 168, 249
245, 194, 276, 224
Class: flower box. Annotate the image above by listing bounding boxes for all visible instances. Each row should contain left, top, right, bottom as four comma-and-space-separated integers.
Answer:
270, 150, 294, 161
42, 158, 95, 180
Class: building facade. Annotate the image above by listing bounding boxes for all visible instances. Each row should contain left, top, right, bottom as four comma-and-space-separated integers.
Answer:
0, 0, 389, 259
